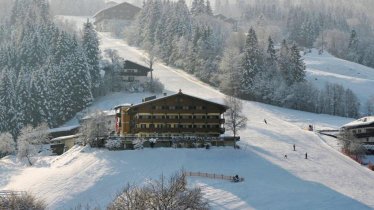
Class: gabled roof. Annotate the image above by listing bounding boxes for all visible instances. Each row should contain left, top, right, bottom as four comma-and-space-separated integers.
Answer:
117, 91, 228, 111
342, 116, 374, 129
119, 60, 151, 76
94, 2, 141, 23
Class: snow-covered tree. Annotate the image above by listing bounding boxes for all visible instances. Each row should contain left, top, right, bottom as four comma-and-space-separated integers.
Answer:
219, 47, 241, 96
240, 27, 263, 98
288, 43, 306, 84
347, 29, 360, 63
17, 123, 49, 165
0, 132, 15, 157
108, 171, 208, 210
79, 111, 108, 146
82, 20, 101, 95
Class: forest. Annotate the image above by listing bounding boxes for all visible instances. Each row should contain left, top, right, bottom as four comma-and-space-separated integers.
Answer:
0, 0, 101, 138
126, 0, 361, 118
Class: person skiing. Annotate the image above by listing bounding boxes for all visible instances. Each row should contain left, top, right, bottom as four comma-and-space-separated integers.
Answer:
284, 154, 288, 159
264, 119, 267, 124
293, 144, 296, 151
233, 175, 239, 182
305, 153, 308, 159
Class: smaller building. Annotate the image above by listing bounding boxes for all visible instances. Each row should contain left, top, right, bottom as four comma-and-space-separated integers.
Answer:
48, 125, 80, 139
340, 116, 374, 151
94, 2, 141, 32
114, 60, 151, 91
120, 60, 151, 83
50, 134, 82, 155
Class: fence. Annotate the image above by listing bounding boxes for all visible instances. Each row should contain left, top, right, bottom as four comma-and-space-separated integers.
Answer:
184, 171, 244, 182
0, 190, 27, 197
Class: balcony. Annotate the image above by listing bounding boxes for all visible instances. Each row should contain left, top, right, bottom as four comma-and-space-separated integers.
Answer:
133, 127, 224, 134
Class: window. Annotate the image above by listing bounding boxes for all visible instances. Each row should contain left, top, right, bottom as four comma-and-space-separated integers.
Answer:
149, 124, 155, 128
141, 124, 146, 128
182, 106, 189, 110
169, 106, 176, 110
128, 76, 135, 82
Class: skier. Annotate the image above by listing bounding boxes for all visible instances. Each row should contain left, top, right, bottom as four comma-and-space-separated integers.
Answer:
233, 175, 239, 182
264, 119, 267, 124
284, 154, 288, 159
305, 153, 308, 159
293, 144, 296, 151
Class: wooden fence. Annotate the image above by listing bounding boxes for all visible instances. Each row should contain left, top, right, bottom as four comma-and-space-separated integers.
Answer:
184, 171, 244, 182
0, 190, 27, 197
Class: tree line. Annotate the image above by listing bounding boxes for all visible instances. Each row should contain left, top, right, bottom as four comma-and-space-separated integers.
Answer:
127, 0, 360, 118
0, 0, 101, 138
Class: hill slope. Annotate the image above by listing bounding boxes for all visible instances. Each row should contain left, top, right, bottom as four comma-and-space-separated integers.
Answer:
305, 49, 374, 110
1, 28, 374, 209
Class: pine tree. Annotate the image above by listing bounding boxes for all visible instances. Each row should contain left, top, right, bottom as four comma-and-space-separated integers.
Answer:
206, 0, 213, 16
82, 20, 100, 94
347, 29, 360, 63
278, 39, 291, 84
266, 36, 277, 67
288, 43, 306, 84
240, 27, 263, 98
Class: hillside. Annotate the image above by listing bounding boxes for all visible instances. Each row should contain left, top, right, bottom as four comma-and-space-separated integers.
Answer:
305, 49, 374, 110
2, 26, 374, 209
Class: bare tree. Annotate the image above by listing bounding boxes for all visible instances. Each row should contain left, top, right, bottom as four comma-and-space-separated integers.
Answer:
0, 132, 15, 157
17, 123, 49, 165
224, 95, 248, 138
143, 43, 159, 93
0, 192, 46, 210
80, 110, 109, 147
108, 171, 209, 210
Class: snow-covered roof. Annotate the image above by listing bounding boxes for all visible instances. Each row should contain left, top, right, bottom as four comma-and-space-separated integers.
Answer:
342, 116, 374, 129
82, 110, 116, 120
51, 134, 82, 142
114, 103, 132, 109
48, 125, 81, 133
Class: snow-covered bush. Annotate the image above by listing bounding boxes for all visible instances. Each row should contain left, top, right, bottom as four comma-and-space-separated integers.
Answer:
105, 139, 123, 150
133, 138, 144, 150
0, 132, 15, 157
0, 192, 46, 210
17, 124, 49, 165
144, 78, 164, 93
108, 171, 209, 210
80, 111, 109, 146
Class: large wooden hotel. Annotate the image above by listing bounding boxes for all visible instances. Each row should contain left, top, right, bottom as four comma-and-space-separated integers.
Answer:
115, 90, 228, 138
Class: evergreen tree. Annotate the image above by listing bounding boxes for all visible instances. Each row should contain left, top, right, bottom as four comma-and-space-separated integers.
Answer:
266, 36, 277, 67
347, 29, 360, 63
240, 27, 263, 98
206, 0, 213, 16
278, 40, 291, 84
82, 20, 100, 94
288, 43, 306, 84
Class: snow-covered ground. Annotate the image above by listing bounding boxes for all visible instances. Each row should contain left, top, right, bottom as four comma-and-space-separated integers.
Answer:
2, 16, 374, 209
305, 50, 374, 110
